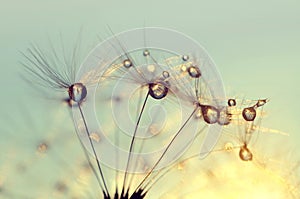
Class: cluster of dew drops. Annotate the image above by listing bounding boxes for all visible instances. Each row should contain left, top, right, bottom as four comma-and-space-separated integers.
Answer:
56, 53, 268, 198
18, 28, 271, 199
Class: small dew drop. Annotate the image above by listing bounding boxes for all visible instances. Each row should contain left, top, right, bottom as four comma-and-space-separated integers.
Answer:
68, 83, 87, 103
256, 99, 268, 108
182, 55, 189, 61
162, 71, 170, 78
187, 66, 201, 78
227, 99, 236, 107
242, 106, 256, 121
201, 105, 220, 124
143, 49, 150, 56
239, 145, 253, 161
123, 59, 132, 68
149, 82, 168, 100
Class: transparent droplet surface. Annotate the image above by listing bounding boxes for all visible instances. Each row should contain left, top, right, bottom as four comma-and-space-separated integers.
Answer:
228, 99, 236, 107
256, 99, 267, 108
143, 49, 150, 56
239, 145, 253, 161
162, 71, 170, 78
218, 107, 231, 125
182, 55, 189, 61
68, 83, 87, 103
200, 105, 220, 124
242, 107, 256, 121
123, 59, 132, 68
187, 66, 201, 78
149, 82, 168, 99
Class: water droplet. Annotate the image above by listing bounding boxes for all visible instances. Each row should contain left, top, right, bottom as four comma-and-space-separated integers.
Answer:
201, 105, 219, 124
187, 66, 201, 78
218, 108, 231, 125
182, 55, 189, 61
242, 106, 256, 121
227, 99, 236, 107
123, 59, 132, 68
162, 71, 170, 78
68, 83, 87, 103
239, 145, 253, 161
143, 49, 150, 56
149, 82, 168, 99
256, 99, 267, 108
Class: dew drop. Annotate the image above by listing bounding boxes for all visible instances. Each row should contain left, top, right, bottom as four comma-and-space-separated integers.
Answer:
218, 108, 231, 125
143, 49, 150, 56
256, 99, 267, 108
182, 55, 189, 61
242, 106, 256, 121
239, 145, 253, 161
200, 105, 220, 124
149, 82, 168, 99
123, 59, 132, 68
227, 99, 236, 107
162, 71, 170, 78
187, 66, 201, 78
68, 83, 87, 103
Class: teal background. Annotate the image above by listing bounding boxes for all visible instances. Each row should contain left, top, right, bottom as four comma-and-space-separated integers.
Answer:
0, 0, 299, 198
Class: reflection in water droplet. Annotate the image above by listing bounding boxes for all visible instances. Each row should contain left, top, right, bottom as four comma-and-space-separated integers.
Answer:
187, 66, 201, 78
256, 99, 267, 108
143, 49, 150, 56
149, 82, 168, 99
218, 108, 231, 125
182, 55, 189, 61
227, 99, 236, 107
201, 105, 219, 124
123, 59, 132, 68
162, 71, 170, 78
242, 107, 256, 122
68, 83, 87, 103
239, 145, 253, 161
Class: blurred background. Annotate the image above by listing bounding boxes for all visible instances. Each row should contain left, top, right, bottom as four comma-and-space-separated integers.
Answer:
0, 0, 299, 198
